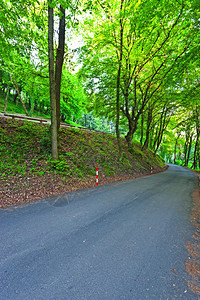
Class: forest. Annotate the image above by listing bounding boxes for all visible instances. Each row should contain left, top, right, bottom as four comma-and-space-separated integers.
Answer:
0, 0, 199, 170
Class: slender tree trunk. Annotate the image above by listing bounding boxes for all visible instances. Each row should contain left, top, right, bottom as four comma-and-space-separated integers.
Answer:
55, 5, 65, 131
12, 78, 29, 116
183, 142, 188, 166
186, 135, 193, 167
183, 130, 190, 166
140, 113, 144, 146
116, 66, 121, 154
195, 105, 200, 169
116, 0, 124, 155
193, 137, 198, 169
174, 133, 180, 164
48, 2, 58, 160
4, 84, 9, 112
143, 107, 153, 150
193, 137, 199, 170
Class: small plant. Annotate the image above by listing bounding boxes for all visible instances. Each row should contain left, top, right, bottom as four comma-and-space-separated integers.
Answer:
50, 159, 69, 173
65, 152, 73, 156
37, 171, 45, 176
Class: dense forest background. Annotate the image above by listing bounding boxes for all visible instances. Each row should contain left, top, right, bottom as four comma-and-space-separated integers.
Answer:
0, 0, 199, 169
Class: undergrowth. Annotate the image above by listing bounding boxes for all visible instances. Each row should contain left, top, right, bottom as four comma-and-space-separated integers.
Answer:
0, 118, 165, 180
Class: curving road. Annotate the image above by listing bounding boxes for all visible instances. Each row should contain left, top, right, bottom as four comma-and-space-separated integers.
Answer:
0, 164, 199, 299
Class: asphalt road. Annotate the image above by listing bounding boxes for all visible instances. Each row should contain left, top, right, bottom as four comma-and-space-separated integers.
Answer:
0, 164, 199, 299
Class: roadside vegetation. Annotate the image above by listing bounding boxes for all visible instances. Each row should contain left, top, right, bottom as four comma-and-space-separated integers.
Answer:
0, 118, 165, 208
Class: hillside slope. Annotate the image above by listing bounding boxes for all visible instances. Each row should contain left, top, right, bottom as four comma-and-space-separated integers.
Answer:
0, 118, 166, 208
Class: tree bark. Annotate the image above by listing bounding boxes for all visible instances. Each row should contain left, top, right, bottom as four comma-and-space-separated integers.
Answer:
140, 112, 144, 146
55, 5, 65, 131
48, 2, 58, 160
116, 0, 124, 155
183, 130, 190, 166
143, 107, 153, 150
174, 133, 180, 164
125, 121, 134, 151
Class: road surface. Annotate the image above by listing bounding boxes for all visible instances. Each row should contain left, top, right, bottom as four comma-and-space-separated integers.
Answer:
0, 164, 199, 299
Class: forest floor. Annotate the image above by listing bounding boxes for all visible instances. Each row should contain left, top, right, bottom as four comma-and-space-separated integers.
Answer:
0, 117, 166, 209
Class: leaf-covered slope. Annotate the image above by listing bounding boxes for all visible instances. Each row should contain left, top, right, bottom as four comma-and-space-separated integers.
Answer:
0, 118, 166, 208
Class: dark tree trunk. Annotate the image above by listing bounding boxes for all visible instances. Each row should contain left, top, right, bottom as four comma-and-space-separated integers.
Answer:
48, 2, 58, 159
143, 107, 153, 150
154, 108, 169, 153
13, 91, 18, 104
174, 133, 180, 164
116, 0, 124, 155
55, 5, 65, 131
125, 124, 134, 151
183, 130, 190, 166
140, 113, 144, 146
195, 106, 200, 169
193, 137, 198, 169
186, 135, 193, 167
116, 65, 122, 154
125, 115, 139, 152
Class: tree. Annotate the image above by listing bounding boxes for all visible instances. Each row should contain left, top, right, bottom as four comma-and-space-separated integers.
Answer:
48, 0, 58, 159
55, 5, 65, 130
80, 0, 195, 152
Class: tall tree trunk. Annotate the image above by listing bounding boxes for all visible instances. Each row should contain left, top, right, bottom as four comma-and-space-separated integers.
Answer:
140, 113, 144, 146
116, 0, 124, 155
125, 113, 140, 152
125, 120, 134, 151
55, 5, 65, 131
183, 130, 190, 166
195, 105, 200, 169
116, 66, 121, 154
186, 134, 193, 166
193, 137, 198, 169
174, 133, 180, 164
143, 107, 153, 150
48, 2, 58, 160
